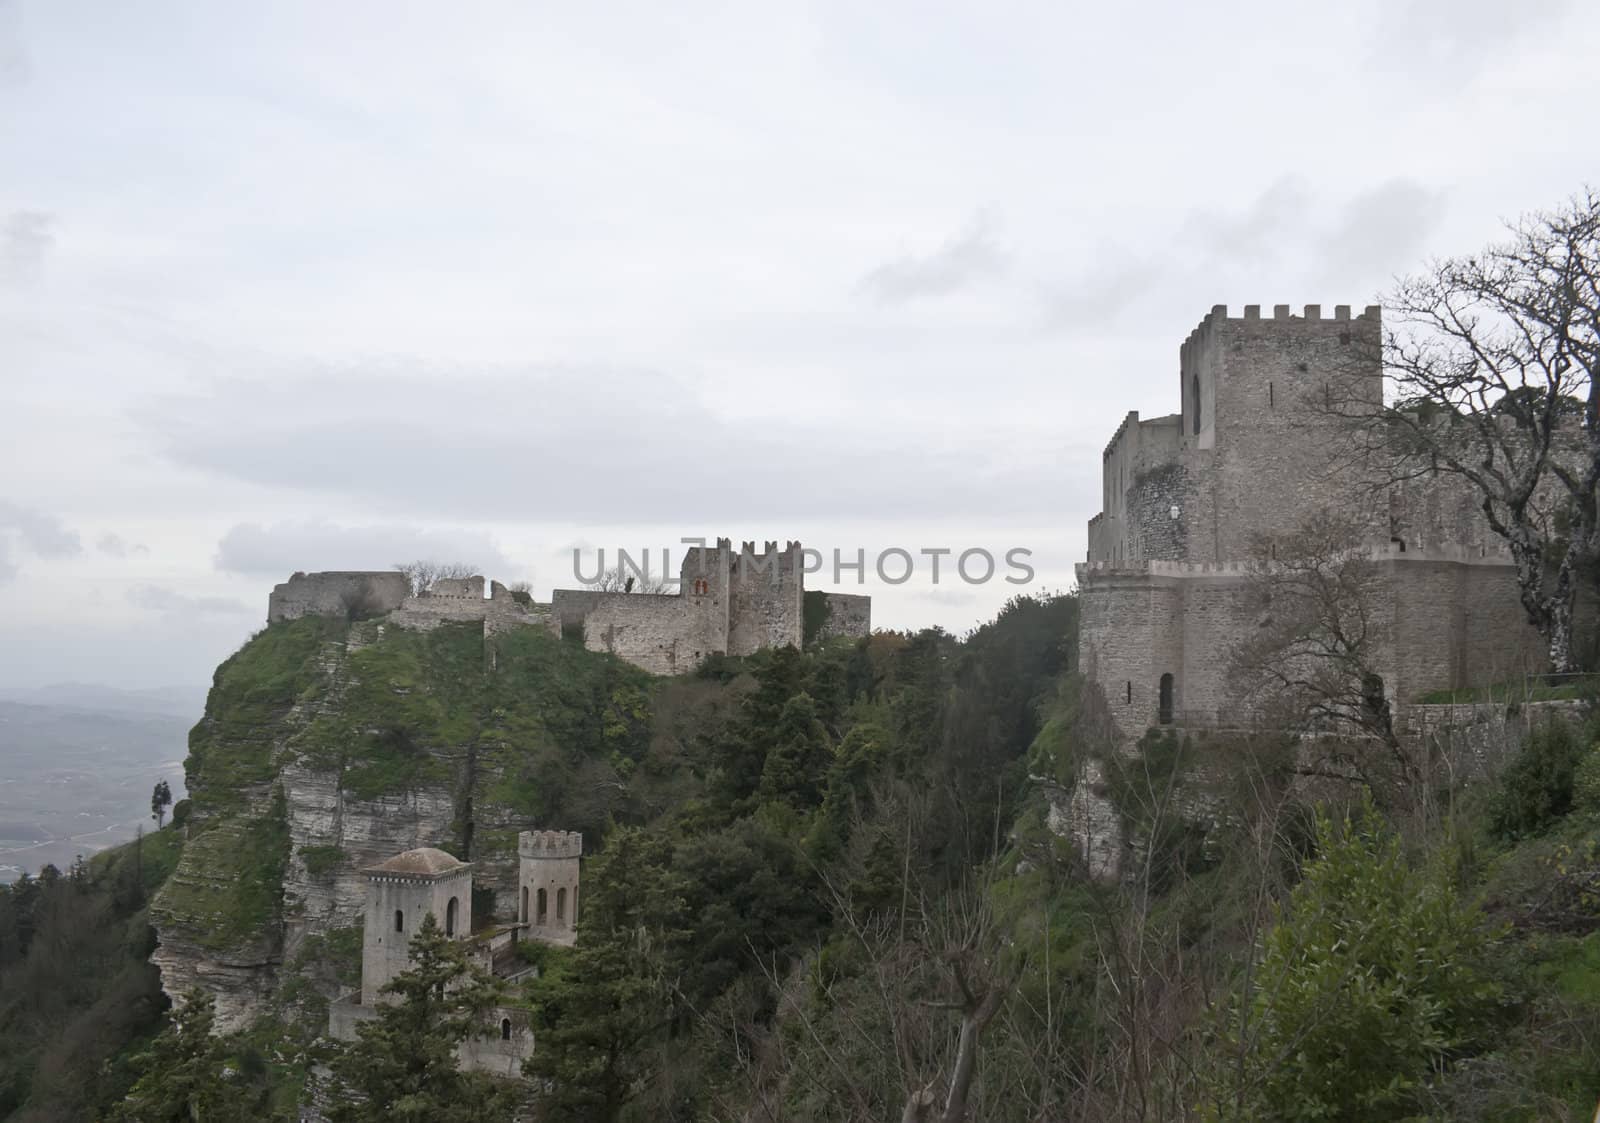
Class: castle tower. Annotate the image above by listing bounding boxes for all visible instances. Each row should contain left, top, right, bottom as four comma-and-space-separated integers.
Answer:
360, 847, 473, 1005
518, 830, 581, 947
1175, 303, 1385, 562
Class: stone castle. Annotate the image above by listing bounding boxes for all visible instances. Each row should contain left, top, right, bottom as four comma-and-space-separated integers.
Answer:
268, 537, 871, 675
1076, 303, 1546, 742
328, 828, 585, 1078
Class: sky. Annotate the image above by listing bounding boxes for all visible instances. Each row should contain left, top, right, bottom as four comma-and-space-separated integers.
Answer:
1, 0, 1598, 691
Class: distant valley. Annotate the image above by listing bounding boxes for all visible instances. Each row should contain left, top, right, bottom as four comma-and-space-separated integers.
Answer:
0, 684, 201, 882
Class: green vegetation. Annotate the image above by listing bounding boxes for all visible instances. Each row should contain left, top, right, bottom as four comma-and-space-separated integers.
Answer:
155, 786, 290, 952
185, 616, 344, 808
0, 827, 183, 1121
298, 844, 345, 878
801, 588, 832, 645
1415, 675, 1600, 704
1202, 802, 1502, 1120
28, 587, 1600, 1121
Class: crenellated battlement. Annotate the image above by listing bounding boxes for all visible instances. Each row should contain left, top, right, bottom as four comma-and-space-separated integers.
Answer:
1181, 302, 1381, 365
519, 830, 583, 860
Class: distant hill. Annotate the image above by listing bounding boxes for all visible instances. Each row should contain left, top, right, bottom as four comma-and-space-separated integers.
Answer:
0, 682, 207, 721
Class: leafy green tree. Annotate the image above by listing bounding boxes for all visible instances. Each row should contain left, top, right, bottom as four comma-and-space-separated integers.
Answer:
107, 990, 233, 1122
1203, 801, 1502, 1121
331, 912, 515, 1123
526, 828, 687, 1121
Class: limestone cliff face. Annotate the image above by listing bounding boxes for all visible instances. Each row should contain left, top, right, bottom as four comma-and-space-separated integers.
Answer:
152, 615, 653, 1031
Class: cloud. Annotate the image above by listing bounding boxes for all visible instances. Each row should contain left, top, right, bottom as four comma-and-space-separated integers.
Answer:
0, 0, 28, 90
1317, 179, 1444, 286
126, 585, 252, 616
860, 213, 1008, 304
1183, 177, 1312, 267
1369, 0, 1572, 77
214, 519, 514, 577
96, 533, 149, 558
134, 364, 1061, 526
0, 500, 81, 572
1, 210, 54, 286
0, 539, 16, 584
1038, 256, 1162, 331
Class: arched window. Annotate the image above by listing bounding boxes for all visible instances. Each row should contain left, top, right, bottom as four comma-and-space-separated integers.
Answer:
571, 886, 578, 926
1191, 374, 1201, 435
394, 909, 404, 933
500, 1018, 512, 1041
1158, 673, 1175, 726
520, 886, 529, 924
556, 887, 567, 922
445, 896, 459, 937
536, 888, 547, 924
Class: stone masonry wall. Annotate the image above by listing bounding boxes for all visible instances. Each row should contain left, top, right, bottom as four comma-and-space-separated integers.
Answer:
388, 577, 548, 636
268, 571, 410, 623
819, 592, 872, 640
727, 540, 804, 656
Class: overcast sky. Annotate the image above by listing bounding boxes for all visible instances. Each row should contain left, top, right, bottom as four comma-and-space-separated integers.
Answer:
2, 0, 1597, 692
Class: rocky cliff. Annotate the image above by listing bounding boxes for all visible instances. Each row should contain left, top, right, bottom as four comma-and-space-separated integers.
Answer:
151, 615, 653, 1030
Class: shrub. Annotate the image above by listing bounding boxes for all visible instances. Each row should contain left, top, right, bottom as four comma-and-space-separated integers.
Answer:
1573, 745, 1600, 812
1203, 800, 1502, 1120
1491, 719, 1587, 841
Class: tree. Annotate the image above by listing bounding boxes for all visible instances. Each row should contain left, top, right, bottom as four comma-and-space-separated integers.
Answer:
391, 560, 478, 597
525, 828, 687, 1122
108, 991, 233, 1122
1227, 510, 1419, 795
1335, 190, 1600, 672
150, 780, 173, 830
331, 912, 514, 1122
757, 693, 833, 808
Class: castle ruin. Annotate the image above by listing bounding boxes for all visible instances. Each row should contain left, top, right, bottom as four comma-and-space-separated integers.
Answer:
266, 537, 871, 676
1076, 304, 1547, 743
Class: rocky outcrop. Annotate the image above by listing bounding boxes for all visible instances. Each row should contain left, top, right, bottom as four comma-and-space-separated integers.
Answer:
150, 614, 653, 1030
1045, 760, 1124, 881
280, 763, 458, 969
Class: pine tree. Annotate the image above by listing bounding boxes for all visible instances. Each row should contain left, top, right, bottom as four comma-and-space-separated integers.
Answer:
525, 828, 688, 1122
331, 912, 515, 1122
107, 990, 232, 1122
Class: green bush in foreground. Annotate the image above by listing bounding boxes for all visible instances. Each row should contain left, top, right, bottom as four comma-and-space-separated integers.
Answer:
1203, 801, 1502, 1121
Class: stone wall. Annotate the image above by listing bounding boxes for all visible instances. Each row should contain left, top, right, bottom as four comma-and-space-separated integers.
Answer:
819, 592, 872, 640
550, 538, 832, 674
727, 540, 804, 656
563, 591, 713, 675
268, 571, 410, 623
1076, 550, 1548, 743
271, 539, 865, 679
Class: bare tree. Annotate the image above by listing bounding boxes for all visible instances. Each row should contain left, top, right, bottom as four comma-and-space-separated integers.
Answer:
392, 560, 477, 597
591, 564, 671, 595
1334, 190, 1600, 672
1227, 510, 1420, 794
